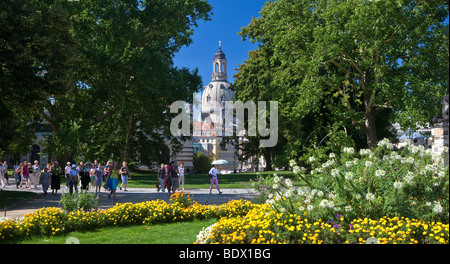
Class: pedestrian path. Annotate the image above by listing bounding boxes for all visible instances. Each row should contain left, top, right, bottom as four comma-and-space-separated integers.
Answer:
1, 186, 256, 220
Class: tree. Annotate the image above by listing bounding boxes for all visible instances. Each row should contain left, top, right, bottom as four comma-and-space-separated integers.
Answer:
236, 0, 448, 148
0, 0, 78, 155
34, 0, 212, 163
193, 151, 213, 174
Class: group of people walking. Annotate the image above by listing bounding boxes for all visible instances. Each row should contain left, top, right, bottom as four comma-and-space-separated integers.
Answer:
0, 160, 130, 200
1, 159, 223, 197
156, 161, 186, 194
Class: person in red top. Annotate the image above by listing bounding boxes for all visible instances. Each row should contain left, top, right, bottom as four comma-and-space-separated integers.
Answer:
20, 161, 31, 190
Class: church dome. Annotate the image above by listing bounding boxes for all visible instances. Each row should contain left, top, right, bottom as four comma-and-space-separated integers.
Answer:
214, 47, 226, 60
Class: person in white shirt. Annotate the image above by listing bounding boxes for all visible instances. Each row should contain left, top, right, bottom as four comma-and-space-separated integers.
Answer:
208, 165, 222, 195
178, 162, 186, 191
65, 162, 71, 189
0, 161, 7, 188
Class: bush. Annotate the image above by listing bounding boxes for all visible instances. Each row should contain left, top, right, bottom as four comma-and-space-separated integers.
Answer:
59, 191, 98, 212
252, 139, 449, 223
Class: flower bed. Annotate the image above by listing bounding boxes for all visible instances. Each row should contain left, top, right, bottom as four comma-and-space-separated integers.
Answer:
195, 205, 449, 244
0, 192, 258, 242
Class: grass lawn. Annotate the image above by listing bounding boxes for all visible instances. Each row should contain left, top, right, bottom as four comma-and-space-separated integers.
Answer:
0, 190, 37, 208
126, 170, 293, 189
16, 218, 218, 244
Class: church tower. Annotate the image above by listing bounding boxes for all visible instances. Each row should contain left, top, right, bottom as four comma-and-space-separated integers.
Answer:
200, 42, 233, 126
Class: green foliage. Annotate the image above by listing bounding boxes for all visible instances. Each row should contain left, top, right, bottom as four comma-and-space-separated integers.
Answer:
193, 151, 213, 174
252, 139, 449, 224
235, 0, 449, 153
59, 191, 98, 213
1, 0, 212, 164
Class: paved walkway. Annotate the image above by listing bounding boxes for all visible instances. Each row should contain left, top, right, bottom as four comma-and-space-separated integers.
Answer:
1, 185, 257, 220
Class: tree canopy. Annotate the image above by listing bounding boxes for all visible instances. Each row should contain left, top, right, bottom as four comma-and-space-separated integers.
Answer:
233, 0, 448, 166
1, 0, 212, 164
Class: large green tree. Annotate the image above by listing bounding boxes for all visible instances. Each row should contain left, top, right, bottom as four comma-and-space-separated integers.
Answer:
235, 0, 448, 152
1, 0, 77, 155
35, 0, 212, 164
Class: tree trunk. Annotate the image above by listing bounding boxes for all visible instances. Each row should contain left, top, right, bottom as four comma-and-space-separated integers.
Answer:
365, 110, 378, 148
122, 111, 135, 163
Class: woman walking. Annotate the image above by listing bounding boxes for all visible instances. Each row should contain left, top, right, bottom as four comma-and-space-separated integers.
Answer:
20, 161, 30, 190
50, 161, 61, 195
119, 162, 130, 191
14, 161, 21, 189
208, 165, 222, 195
157, 163, 165, 192
95, 162, 103, 193
164, 164, 171, 194
32, 160, 40, 189
105, 161, 119, 200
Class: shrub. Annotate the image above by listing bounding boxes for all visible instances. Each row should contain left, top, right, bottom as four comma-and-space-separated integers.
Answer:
252, 139, 449, 223
59, 191, 98, 213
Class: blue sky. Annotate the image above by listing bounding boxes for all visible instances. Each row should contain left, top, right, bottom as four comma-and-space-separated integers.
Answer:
173, 0, 268, 90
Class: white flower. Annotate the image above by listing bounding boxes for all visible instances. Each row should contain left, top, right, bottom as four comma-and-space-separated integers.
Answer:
359, 149, 371, 156
329, 153, 336, 158
425, 164, 435, 172
317, 190, 324, 197
365, 161, 373, 167
331, 169, 339, 178
309, 156, 316, 162
319, 199, 335, 208
285, 179, 293, 188
355, 194, 362, 199
266, 199, 275, 205
272, 183, 279, 189
402, 157, 414, 164
366, 192, 376, 201
273, 175, 281, 183
293, 166, 301, 174
195, 223, 218, 244
307, 205, 314, 211
403, 172, 414, 184
289, 159, 297, 168
345, 205, 352, 212
345, 172, 354, 180
378, 138, 393, 149
375, 169, 385, 177
298, 206, 305, 211
284, 189, 293, 198
343, 147, 355, 155
328, 192, 337, 200
393, 181, 403, 189
345, 161, 353, 168
433, 201, 443, 214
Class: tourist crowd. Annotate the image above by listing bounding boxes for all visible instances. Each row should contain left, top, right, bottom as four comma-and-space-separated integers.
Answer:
0, 160, 215, 198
